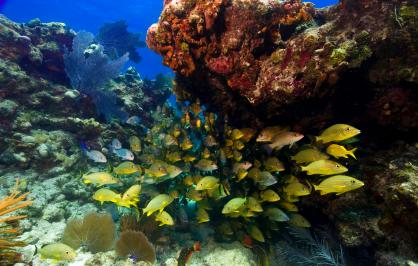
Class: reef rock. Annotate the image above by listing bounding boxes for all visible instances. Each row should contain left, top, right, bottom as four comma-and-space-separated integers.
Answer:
148, 0, 418, 127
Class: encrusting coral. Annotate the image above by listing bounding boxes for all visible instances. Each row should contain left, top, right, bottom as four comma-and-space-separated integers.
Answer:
0, 179, 32, 265
62, 212, 116, 253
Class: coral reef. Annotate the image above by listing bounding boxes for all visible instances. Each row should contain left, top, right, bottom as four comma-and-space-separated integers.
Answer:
148, 0, 418, 128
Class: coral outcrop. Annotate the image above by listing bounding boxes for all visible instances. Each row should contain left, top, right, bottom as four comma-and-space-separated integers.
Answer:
147, 0, 418, 127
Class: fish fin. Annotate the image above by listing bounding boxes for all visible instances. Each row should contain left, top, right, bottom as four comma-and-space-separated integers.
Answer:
335, 191, 346, 196
83, 179, 91, 184
262, 144, 273, 155
349, 148, 357, 159
319, 190, 328, 195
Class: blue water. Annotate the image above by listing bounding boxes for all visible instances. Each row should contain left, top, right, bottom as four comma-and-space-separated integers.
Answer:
1, 0, 338, 78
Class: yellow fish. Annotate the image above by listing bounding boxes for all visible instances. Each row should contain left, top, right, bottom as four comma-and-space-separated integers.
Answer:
155, 210, 174, 226
39, 243, 76, 261
264, 207, 289, 222
248, 225, 265, 242
301, 160, 348, 175
234, 140, 245, 150
240, 128, 257, 142
204, 134, 218, 147
82, 172, 120, 187
196, 207, 210, 223
232, 161, 252, 173
264, 157, 285, 172
256, 126, 287, 142
129, 136, 141, 152
113, 162, 141, 175
180, 137, 193, 150
231, 129, 244, 140
119, 184, 141, 208
260, 189, 280, 202
201, 147, 211, 159
247, 196, 263, 212
164, 134, 178, 147
236, 169, 248, 181
288, 213, 311, 227
283, 180, 311, 196
263, 131, 304, 152
222, 197, 246, 214
313, 175, 364, 195
165, 164, 183, 178
145, 162, 168, 178
326, 144, 357, 159
279, 201, 299, 212
186, 188, 203, 201
196, 176, 220, 190
291, 149, 329, 164
92, 188, 121, 205
183, 175, 194, 186
195, 159, 218, 171
225, 139, 234, 147
316, 124, 361, 143
248, 168, 261, 181
166, 151, 182, 163
233, 150, 242, 161
172, 126, 181, 138
143, 194, 173, 216
183, 154, 197, 163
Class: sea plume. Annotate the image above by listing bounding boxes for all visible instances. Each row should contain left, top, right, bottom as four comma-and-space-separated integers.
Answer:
62, 212, 116, 253
0, 179, 32, 265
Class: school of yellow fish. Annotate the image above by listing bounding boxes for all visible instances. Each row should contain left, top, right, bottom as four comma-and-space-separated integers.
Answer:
80, 100, 365, 245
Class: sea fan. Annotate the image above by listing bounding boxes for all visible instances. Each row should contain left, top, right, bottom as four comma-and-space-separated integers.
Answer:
115, 230, 156, 264
63, 31, 129, 121
0, 179, 32, 265
62, 212, 116, 253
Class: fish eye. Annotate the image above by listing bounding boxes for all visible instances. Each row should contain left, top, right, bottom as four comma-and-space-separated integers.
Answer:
66, 251, 69, 254
351, 180, 355, 184
345, 127, 350, 131
336, 164, 340, 168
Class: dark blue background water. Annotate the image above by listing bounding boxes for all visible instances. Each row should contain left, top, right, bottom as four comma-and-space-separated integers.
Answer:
1, 0, 337, 79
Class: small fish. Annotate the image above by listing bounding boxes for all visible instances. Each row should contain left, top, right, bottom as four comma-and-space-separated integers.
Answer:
264, 157, 285, 172
183, 154, 197, 163
183, 176, 194, 186
180, 137, 193, 150
283, 179, 311, 196
111, 138, 122, 150
84, 149, 107, 163
257, 171, 277, 187
166, 164, 183, 178
248, 225, 265, 242
240, 128, 257, 142
172, 126, 182, 138
236, 169, 248, 181
195, 176, 220, 190
264, 207, 290, 222
326, 144, 357, 159
113, 162, 141, 175
196, 207, 210, 223
92, 188, 121, 205
263, 131, 304, 153
195, 159, 218, 171
233, 150, 242, 161
291, 149, 329, 164
145, 162, 168, 178
232, 162, 253, 173
301, 160, 348, 175
120, 184, 141, 207
39, 243, 76, 261
166, 151, 182, 163
234, 140, 245, 150
256, 126, 287, 142
231, 129, 244, 140
222, 197, 246, 214
247, 197, 263, 212
186, 188, 203, 201
129, 136, 141, 152
316, 124, 361, 144
248, 168, 261, 181
155, 211, 174, 226
288, 213, 311, 227
126, 116, 141, 126
279, 201, 299, 212
313, 175, 364, 195
143, 194, 173, 216
113, 148, 135, 161
82, 172, 120, 186
225, 139, 234, 147
178, 242, 201, 266
204, 135, 218, 147
164, 134, 178, 147
260, 189, 280, 202
201, 147, 211, 159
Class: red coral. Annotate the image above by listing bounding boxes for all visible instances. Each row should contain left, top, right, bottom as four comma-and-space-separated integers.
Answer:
207, 56, 235, 75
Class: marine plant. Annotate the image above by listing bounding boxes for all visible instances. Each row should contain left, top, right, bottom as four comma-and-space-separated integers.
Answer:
63, 31, 129, 121
0, 179, 32, 265
96, 20, 146, 63
115, 230, 156, 263
62, 212, 115, 253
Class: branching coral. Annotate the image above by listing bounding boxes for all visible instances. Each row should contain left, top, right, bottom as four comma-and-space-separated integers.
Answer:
0, 179, 32, 265
115, 230, 156, 264
62, 212, 116, 253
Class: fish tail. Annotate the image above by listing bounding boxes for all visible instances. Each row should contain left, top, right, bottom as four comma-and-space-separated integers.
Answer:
349, 148, 357, 159
312, 183, 319, 191
300, 166, 307, 172
315, 136, 321, 143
